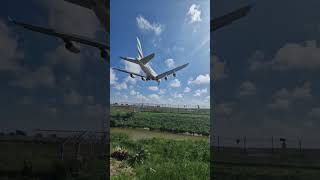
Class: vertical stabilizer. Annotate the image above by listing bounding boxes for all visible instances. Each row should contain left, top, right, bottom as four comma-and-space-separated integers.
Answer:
136, 37, 144, 59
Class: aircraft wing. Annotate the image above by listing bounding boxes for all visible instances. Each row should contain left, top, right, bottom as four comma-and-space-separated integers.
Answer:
156, 63, 189, 80
112, 68, 145, 78
63, 0, 93, 9
211, 4, 252, 32
9, 18, 109, 57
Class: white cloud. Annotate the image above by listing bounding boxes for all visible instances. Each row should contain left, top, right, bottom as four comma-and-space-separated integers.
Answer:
187, 4, 202, 24
165, 59, 175, 68
136, 15, 164, 36
110, 68, 117, 85
239, 81, 257, 96
12, 66, 55, 89
173, 93, 183, 98
268, 82, 312, 111
114, 82, 127, 90
184, 87, 191, 93
159, 89, 166, 95
215, 103, 234, 115
194, 88, 207, 96
188, 74, 210, 85
272, 40, 320, 70
149, 94, 160, 100
125, 76, 137, 84
268, 99, 290, 111
249, 50, 271, 71
124, 61, 141, 74
148, 86, 159, 91
170, 79, 181, 88
64, 90, 82, 105
130, 90, 137, 96
0, 19, 23, 72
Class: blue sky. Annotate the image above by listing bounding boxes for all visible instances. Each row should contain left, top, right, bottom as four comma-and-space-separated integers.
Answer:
0, 0, 107, 131
110, 0, 210, 106
212, 0, 320, 144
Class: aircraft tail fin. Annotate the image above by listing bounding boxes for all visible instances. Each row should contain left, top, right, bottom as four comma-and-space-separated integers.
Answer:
137, 37, 144, 59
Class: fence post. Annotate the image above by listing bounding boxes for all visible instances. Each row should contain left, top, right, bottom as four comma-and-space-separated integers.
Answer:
271, 136, 274, 154
299, 138, 302, 153
243, 136, 246, 153
217, 136, 220, 151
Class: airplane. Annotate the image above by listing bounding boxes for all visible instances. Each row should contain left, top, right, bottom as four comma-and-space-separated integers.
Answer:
113, 37, 189, 85
8, 0, 109, 61
211, 4, 252, 32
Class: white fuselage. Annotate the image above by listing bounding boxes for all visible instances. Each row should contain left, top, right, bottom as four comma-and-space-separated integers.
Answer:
136, 58, 158, 80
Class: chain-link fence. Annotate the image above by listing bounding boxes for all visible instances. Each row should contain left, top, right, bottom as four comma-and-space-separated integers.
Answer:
211, 135, 320, 152
0, 129, 107, 179
111, 102, 210, 114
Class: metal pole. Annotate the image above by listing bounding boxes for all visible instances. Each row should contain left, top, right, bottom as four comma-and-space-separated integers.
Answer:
299, 138, 302, 153
244, 136, 246, 153
272, 136, 274, 154
217, 136, 220, 151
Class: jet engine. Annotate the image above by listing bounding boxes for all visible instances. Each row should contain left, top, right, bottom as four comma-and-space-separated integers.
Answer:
141, 77, 146, 81
130, 74, 135, 78
164, 76, 168, 80
64, 41, 80, 54
100, 49, 108, 59
173, 73, 176, 77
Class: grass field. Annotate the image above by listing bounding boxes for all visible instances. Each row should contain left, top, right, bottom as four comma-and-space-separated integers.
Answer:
110, 105, 210, 179
110, 132, 209, 180
110, 106, 209, 135
212, 147, 320, 179
111, 127, 207, 141
0, 139, 106, 179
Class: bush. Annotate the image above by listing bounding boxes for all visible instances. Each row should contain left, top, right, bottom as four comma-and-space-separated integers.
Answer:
111, 147, 129, 161
127, 149, 150, 166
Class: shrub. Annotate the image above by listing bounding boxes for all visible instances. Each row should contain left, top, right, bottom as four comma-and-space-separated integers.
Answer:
111, 147, 129, 161
127, 149, 150, 166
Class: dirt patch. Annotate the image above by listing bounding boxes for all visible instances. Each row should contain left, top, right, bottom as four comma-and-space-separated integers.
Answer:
110, 159, 135, 177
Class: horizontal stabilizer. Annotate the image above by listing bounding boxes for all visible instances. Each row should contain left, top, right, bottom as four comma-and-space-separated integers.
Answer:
112, 68, 145, 78
119, 56, 138, 64
140, 53, 155, 65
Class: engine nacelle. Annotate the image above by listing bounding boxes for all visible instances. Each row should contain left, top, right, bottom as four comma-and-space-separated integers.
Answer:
141, 77, 146, 81
173, 73, 176, 77
65, 41, 80, 54
100, 49, 108, 59
164, 76, 168, 80
130, 74, 135, 78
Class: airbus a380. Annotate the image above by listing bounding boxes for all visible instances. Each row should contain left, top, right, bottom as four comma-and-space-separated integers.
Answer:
113, 37, 189, 85
8, 0, 109, 61
8, 1, 250, 62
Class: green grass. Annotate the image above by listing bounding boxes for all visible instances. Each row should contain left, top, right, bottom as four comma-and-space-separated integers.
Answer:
110, 132, 209, 180
111, 106, 209, 135
0, 141, 106, 179
111, 128, 208, 141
